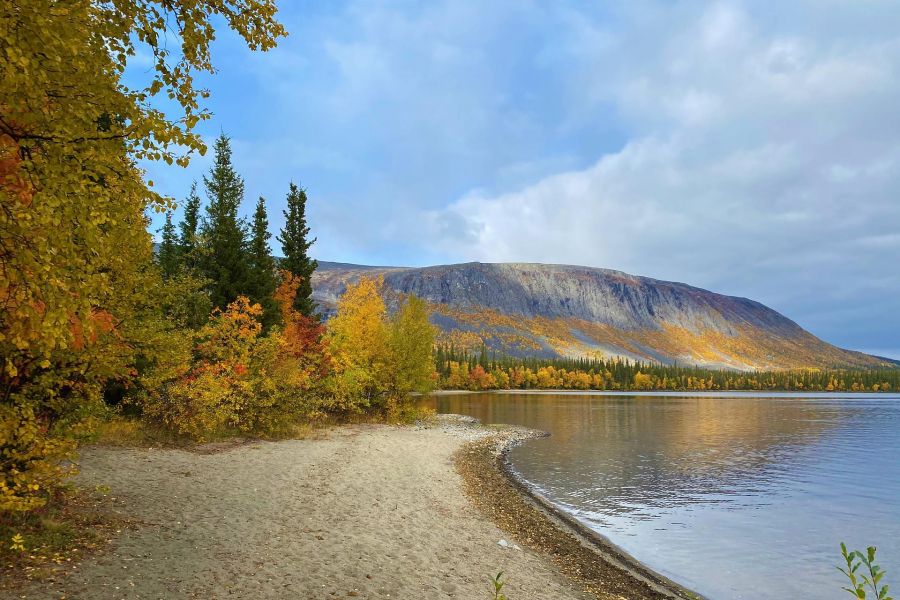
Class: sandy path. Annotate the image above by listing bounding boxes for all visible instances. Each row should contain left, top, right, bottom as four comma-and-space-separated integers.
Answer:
9, 422, 587, 599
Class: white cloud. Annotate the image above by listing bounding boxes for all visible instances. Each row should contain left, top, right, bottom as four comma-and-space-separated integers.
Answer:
424, 1, 900, 351
142, 0, 900, 353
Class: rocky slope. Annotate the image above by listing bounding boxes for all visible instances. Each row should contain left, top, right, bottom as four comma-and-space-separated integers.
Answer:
312, 261, 890, 370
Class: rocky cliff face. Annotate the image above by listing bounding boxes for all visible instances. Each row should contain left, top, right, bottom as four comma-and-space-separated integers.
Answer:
312, 261, 889, 370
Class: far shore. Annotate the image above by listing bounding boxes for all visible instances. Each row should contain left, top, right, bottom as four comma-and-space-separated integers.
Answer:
429, 389, 900, 398
4, 415, 697, 600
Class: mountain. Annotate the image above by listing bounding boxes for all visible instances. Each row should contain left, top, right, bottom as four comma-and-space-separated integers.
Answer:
314, 261, 889, 370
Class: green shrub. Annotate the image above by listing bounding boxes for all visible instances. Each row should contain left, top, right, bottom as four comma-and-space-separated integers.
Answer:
839, 543, 893, 600
490, 571, 508, 600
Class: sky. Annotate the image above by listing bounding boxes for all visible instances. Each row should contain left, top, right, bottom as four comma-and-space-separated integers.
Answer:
140, 0, 900, 359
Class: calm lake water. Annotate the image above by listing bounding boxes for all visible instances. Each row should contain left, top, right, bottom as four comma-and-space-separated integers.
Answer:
426, 391, 900, 600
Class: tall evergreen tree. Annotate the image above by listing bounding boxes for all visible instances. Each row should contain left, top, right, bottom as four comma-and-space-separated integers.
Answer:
278, 182, 318, 316
199, 133, 251, 309
178, 181, 202, 272
157, 211, 180, 279
248, 196, 280, 330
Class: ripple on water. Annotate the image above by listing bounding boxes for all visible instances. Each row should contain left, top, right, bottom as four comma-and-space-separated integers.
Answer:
430, 392, 900, 600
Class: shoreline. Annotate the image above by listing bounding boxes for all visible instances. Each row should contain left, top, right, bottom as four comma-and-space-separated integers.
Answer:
6, 418, 589, 599
431, 389, 900, 399
453, 417, 701, 600
5, 415, 703, 599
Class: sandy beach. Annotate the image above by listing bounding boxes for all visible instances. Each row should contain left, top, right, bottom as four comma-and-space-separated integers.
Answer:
5, 417, 687, 599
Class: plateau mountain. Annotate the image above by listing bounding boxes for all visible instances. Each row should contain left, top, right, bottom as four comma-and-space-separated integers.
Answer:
311, 261, 891, 370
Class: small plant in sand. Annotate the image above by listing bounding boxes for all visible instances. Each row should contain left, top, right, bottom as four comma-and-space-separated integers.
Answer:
490, 571, 508, 600
839, 543, 893, 599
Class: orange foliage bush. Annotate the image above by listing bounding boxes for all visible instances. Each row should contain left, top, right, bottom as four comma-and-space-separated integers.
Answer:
275, 272, 329, 373
141, 283, 333, 440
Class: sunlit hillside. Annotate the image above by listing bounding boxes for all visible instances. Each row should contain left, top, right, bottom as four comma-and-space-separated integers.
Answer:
312, 261, 893, 370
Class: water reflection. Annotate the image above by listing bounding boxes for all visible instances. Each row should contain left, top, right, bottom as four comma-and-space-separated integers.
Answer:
426, 392, 900, 600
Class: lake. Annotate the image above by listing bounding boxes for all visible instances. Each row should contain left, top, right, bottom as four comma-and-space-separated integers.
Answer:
426, 391, 900, 600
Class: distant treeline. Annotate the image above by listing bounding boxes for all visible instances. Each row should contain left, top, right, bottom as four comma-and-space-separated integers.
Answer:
435, 345, 900, 392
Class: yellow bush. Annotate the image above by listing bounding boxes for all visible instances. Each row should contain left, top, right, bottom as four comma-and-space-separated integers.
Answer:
141, 294, 328, 440
242, 335, 325, 435
0, 405, 75, 512
141, 298, 259, 440
325, 279, 435, 410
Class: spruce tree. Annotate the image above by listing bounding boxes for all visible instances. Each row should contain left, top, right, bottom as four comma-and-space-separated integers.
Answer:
248, 196, 280, 330
178, 181, 202, 272
277, 182, 318, 316
199, 133, 251, 309
157, 211, 180, 279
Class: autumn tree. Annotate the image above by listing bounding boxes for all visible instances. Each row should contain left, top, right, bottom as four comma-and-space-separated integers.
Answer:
386, 295, 437, 397
633, 371, 653, 389
326, 277, 390, 408
248, 196, 280, 330
273, 271, 329, 379
0, 0, 285, 511
278, 182, 318, 316
199, 133, 252, 309
325, 279, 436, 409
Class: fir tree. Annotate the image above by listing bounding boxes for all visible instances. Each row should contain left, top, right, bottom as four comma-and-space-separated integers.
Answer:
199, 133, 251, 309
178, 181, 202, 271
157, 211, 180, 279
248, 196, 280, 330
278, 182, 318, 316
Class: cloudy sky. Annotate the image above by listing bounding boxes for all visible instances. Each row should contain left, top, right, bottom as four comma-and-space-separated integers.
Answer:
142, 0, 900, 359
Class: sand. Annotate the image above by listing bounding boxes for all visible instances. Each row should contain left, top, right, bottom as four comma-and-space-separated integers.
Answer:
7, 418, 591, 599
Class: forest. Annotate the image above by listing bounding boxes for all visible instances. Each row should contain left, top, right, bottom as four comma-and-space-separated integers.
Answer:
435, 346, 900, 392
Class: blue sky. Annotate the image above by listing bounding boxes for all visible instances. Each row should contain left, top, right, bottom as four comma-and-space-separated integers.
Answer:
141, 0, 900, 359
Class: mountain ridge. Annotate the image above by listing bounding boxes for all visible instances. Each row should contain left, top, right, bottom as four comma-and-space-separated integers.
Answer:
311, 260, 891, 370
